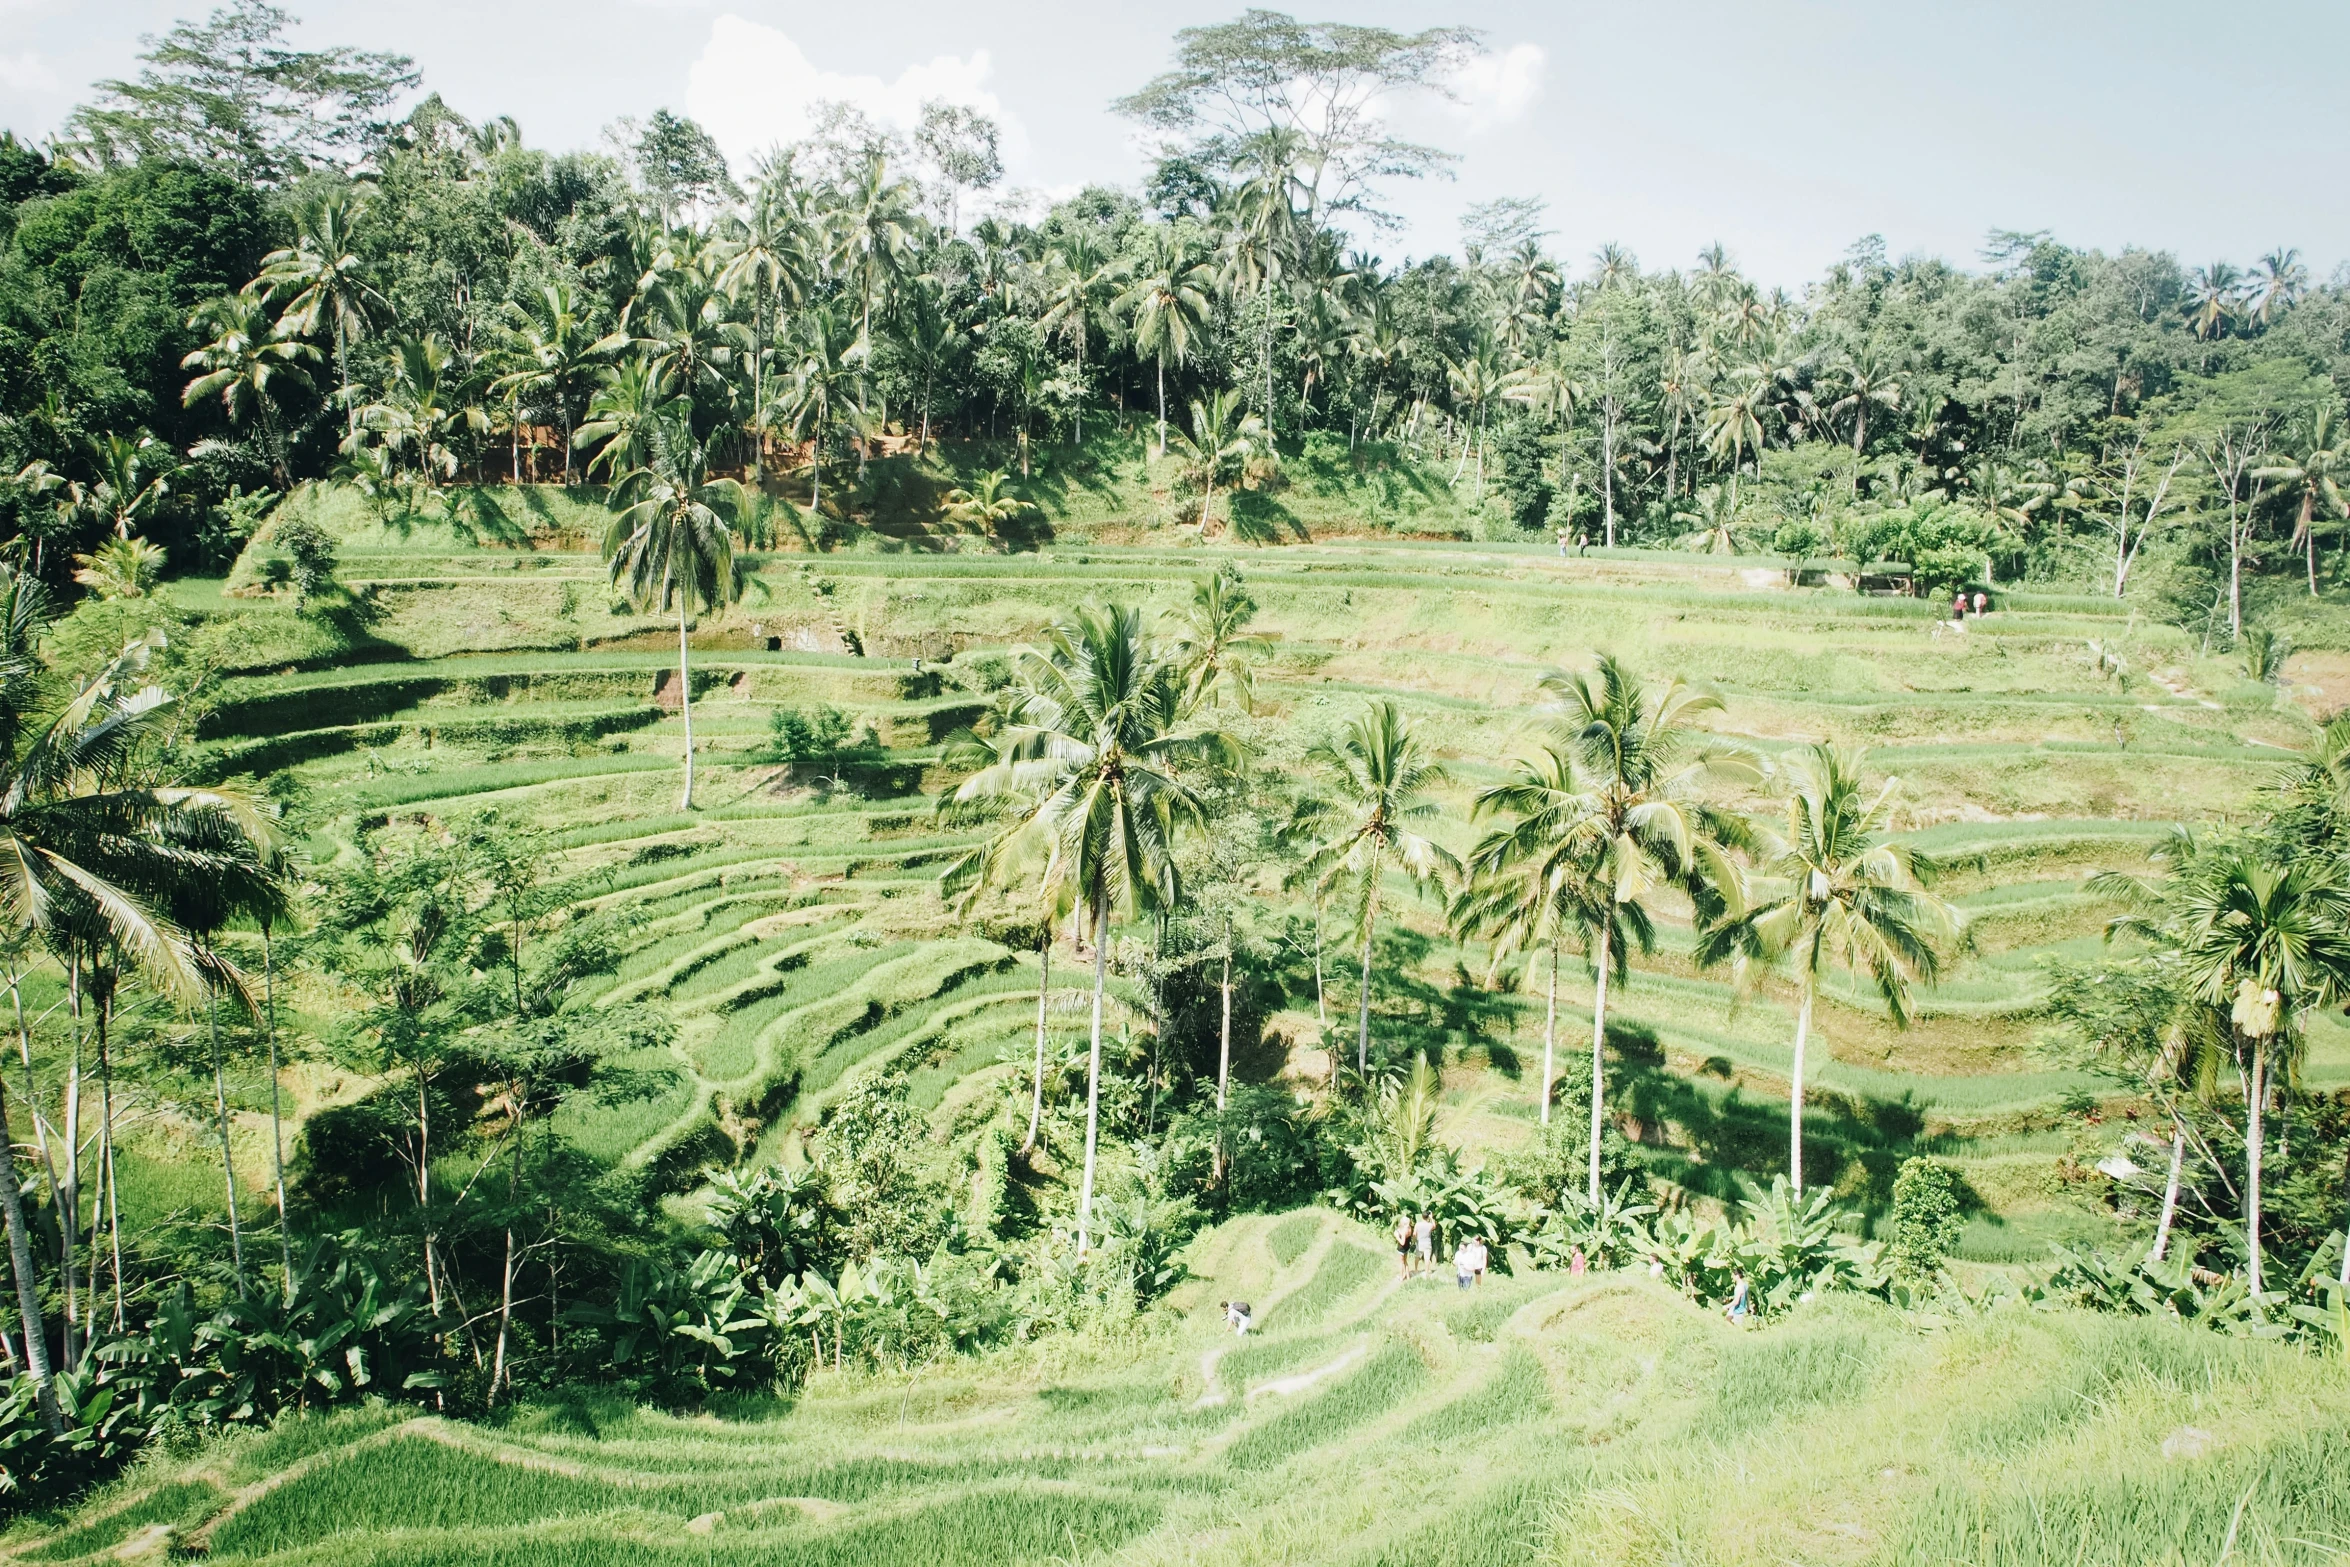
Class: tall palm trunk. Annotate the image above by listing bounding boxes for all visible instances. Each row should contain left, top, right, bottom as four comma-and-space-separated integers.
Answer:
1156, 359, 1168, 459
2245, 1038, 2267, 1295
1214, 940, 1233, 1183
1023, 934, 1051, 1154
1788, 978, 1815, 1195
57, 958, 80, 1369
490, 1122, 522, 1406
207, 977, 248, 1297
1354, 896, 1378, 1083
2149, 1117, 2185, 1264
676, 600, 696, 811
96, 981, 123, 1331
1588, 925, 1612, 1205
1076, 904, 1108, 1257
263, 928, 293, 1300
1539, 937, 1559, 1127
416, 1074, 440, 1313
0, 1079, 56, 1428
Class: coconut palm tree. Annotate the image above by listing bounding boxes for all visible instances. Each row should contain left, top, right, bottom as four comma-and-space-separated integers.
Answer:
2101, 843, 2350, 1294
1697, 745, 1953, 1193
600, 401, 746, 811
1118, 229, 1216, 457
1218, 134, 1296, 433
71, 537, 167, 601
1468, 658, 1749, 1195
576, 356, 666, 486
1166, 568, 1270, 716
490, 283, 601, 485
1829, 348, 1902, 458
939, 470, 1030, 538
349, 334, 487, 486
774, 304, 866, 520
1169, 391, 1268, 535
1452, 750, 1628, 1134
1296, 700, 1460, 1083
1036, 232, 1117, 445
715, 182, 816, 478
2243, 249, 2307, 328
831, 152, 917, 404
944, 606, 1234, 1253
2184, 262, 2245, 343
80, 433, 172, 541
181, 293, 319, 486
250, 191, 389, 440
2252, 405, 2347, 596
1703, 370, 1769, 507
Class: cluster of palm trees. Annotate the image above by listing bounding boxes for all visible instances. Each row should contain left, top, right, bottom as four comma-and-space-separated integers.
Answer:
0, 568, 288, 1427
939, 586, 1960, 1253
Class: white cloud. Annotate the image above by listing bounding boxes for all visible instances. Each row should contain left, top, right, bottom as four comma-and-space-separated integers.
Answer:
683, 14, 1016, 173
0, 51, 58, 93
1445, 43, 1546, 134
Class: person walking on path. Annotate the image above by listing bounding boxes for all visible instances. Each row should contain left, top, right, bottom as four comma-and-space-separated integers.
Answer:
1972, 590, 1987, 616
1413, 1213, 1437, 1279
1454, 1237, 1479, 1290
1394, 1213, 1415, 1278
1569, 1245, 1588, 1277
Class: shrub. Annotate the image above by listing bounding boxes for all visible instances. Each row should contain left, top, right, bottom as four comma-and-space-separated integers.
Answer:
762, 703, 853, 770
1887, 1157, 1965, 1278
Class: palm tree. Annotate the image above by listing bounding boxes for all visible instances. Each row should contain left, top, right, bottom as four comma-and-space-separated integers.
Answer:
1829, 349, 1902, 459
2243, 249, 2308, 327
1296, 700, 1460, 1083
1673, 484, 1741, 555
715, 183, 816, 478
892, 276, 961, 452
251, 191, 389, 440
350, 335, 488, 486
775, 304, 866, 520
1697, 745, 1953, 1193
830, 151, 917, 407
2253, 406, 2347, 596
575, 356, 666, 486
1166, 568, 1270, 716
1703, 370, 1769, 507
82, 433, 172, 541
944, 606, 1233, 1253
490, 283, 601, 485
1036, 232, 1117, 445
600, 402, 746, 811
1468, 659, 1747, 1192
1169, 391, 1268, 535
1118, 229, 1216, 457
1452, 750, 1627, 1135
2103, 844, 2350, 1294
1442, 337, 1516, 495
71, 537, 167, 600
939, 470, 1030, 538
181, 293, 319, 486
2184, 262, 2245, 343
1219, 135, 1296, 434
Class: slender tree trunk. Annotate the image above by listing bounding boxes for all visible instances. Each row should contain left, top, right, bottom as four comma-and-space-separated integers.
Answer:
1588, 926, 1612, 1205
2304, 495, 2319, 596
263, 929, 293, 1300
96, 988, 122, 1332
1788, 980, 1814, 1195
1156, 359, 1167, 459
58, 959, 79, 1368
416, 1075, 440, 1313
677, 599, 696, 811
208, 979, 248, 1297
1024, 935, 1050, 1154
8, 967, 62, 1329
490, 1122, 521, 1406
1214, 943, 1232, 1184
1076, 904, 1108, 1257
1312, 916, 1327, 1027
1539, 937, 1558, 1128
2149, 1118, 2185, 1264
1355, 906, 1376, 1082
2245, 1038, 2266, 1295
0, 1079, 57, 1429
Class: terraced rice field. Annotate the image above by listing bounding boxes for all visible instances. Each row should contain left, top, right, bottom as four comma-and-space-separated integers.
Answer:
177, 536, 2347, 1249
29, 1208, 2350, 1566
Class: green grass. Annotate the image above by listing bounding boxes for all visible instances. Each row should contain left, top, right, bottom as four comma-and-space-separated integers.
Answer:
1262, 1240, 1384, 1331
1224, 1337, 1430, 1469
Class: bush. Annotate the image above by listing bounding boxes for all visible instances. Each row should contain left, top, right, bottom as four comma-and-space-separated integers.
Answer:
761, 704, 853, 771
1887, 1158, 1965, 1278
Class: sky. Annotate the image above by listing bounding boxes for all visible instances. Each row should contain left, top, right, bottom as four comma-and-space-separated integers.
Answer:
4, 0, 2345, 289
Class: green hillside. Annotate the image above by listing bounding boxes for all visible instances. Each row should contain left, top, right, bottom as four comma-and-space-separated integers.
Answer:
23, 1210, 2350, 1567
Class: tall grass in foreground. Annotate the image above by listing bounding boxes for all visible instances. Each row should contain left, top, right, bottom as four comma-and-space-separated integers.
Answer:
1226, 1339, 1429, 1470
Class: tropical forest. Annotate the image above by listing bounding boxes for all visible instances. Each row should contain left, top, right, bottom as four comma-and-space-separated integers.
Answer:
0, 3, 2347, 1562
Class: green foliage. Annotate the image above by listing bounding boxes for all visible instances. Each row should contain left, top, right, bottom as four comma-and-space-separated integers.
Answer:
760, 703, 854, 771
1887, 1157, 1965, 1278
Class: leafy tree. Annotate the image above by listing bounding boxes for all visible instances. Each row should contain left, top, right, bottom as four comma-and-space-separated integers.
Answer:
251, 191, 389, 441
1887, 1157, 1964, 1278
1118, 229, 1216, 458
64, 0, 418, 183
181, 292, 318, 487
1169, 390, 1269, 533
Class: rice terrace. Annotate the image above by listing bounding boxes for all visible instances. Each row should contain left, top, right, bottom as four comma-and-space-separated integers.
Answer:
1, 3, 2349, 1563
